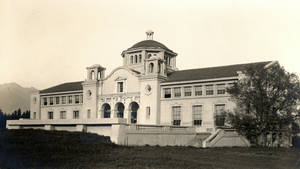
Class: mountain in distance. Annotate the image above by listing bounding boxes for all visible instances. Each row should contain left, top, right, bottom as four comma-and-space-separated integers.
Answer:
0, 82, 38, 114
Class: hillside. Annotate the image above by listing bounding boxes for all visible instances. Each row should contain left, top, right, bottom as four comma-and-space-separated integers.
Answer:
0, 83, 38, 114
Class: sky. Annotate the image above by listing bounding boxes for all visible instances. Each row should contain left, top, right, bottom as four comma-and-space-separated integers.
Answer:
0, 0, 300, 90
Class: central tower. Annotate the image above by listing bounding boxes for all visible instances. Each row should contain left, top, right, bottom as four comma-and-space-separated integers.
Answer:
121, 31, 178, 124
121, 30, 178, 75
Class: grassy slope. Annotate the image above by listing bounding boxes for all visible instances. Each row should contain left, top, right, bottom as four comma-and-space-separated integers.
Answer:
0, 129, 300, 169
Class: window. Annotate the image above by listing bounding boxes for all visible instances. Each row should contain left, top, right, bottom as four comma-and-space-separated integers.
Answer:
149, 63, 154, 73
87, 109, 91, 119
184, 86, 192, 96
146, 107, 150, 119
206, 85, 214, 95
62, 96, 66, 104
193, 105, 202, 126
215, 104, 226, 127
130, 55, 133, 64
75, 95, 79, 104
174, 87, 181, 97
117, 82, 124, 93
60, 111, 66, 119
217, 84, 226, 95
48, 112, 53, 119
49, 97, 53, 105
135, 55, 138, 63
68, 95, 73, 104
56, 97, 59, 104
33, 112, 36, 119
164, 88, 171, 98
43, 98, 47, 105
139, 54, 142, 63
73, 110, 79, 119
195, 86, 202, 96
33, 97, 37, 104
172, 106, 181, 125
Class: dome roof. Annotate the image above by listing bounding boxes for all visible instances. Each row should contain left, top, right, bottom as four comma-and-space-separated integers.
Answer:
128, 40, 173, 53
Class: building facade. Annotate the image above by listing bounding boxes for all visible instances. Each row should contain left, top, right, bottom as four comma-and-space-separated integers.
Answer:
8, 31, 272, 147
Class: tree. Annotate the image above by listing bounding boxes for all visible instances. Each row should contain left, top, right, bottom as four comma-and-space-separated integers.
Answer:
226, 62, 300, 147
0, 108, 5, 129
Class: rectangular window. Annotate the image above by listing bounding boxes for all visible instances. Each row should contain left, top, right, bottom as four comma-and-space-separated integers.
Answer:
60, 111, 66, 119
206, 85, 214, 95
75, 95, 79, 104
43, 98, 47, 105
33, 112, 36, 119
172, 106, 181, 125
87, 109, 91, 119
146, 107, 150, 119
193, 105, 202, 126
49, 97, 53, 105
62, 96, 66, 104
215, 104, 226, 127
117, 82, 124, 93
68, 95, 73, 104
217, 84, 226, 95
48, 112, 53, 119
139, 55, 142, 63
174, 87, 181, 97
184, 86, 192, 96
194, 86, 202, 96
164, 88, 171, 98
56, 97, 60, 104
73, 110, 79, 119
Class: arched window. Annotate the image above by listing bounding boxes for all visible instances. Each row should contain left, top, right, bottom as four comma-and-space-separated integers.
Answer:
91, 70, 95, 80
130, 56, 133, 64
135, 55, 138, 64
139, 54, 142, 63
149, 63, 154, 73
147, 54, 152, 59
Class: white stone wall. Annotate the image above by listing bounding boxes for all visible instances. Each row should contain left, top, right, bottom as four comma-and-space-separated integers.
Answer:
40, 104, 83, 120
101, 67, 140, 95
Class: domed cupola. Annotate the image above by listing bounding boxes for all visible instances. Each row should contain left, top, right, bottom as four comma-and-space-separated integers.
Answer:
121, 30, 178, 75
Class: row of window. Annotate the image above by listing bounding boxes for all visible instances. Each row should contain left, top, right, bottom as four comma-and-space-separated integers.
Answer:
171, 104, 226, 126
47, 109, 91, 119
130, 54, 142, 64
42, 94, 83, 106
163, 83, 232, 98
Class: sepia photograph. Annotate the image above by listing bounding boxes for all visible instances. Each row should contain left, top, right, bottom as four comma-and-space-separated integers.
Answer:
0, 0, 300, 168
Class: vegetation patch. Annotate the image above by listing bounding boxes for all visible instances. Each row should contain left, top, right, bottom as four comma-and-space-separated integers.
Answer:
0, 129, 300, 169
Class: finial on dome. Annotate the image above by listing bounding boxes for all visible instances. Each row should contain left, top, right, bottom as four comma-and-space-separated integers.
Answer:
146, 30, 154, 40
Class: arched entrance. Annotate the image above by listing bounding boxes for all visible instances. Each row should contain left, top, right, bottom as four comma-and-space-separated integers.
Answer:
115, 102, 124, 118
129, 102, 139, 124
102, 103, 111, 118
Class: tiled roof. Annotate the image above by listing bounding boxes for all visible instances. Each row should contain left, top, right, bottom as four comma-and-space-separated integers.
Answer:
128, 40, 174, 53
40, 81, 83, 94
164, 61, 272, 83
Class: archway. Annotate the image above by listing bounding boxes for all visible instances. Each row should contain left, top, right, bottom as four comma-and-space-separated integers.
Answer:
102, 103, 111, 118
129, 102, 139, 124
115, 102, 124, 118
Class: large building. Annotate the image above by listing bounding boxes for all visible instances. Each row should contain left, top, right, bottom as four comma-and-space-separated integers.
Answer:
7, 31, 273, 147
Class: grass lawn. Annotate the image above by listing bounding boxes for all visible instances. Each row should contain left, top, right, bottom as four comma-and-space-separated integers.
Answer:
0, 129, 299, 169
